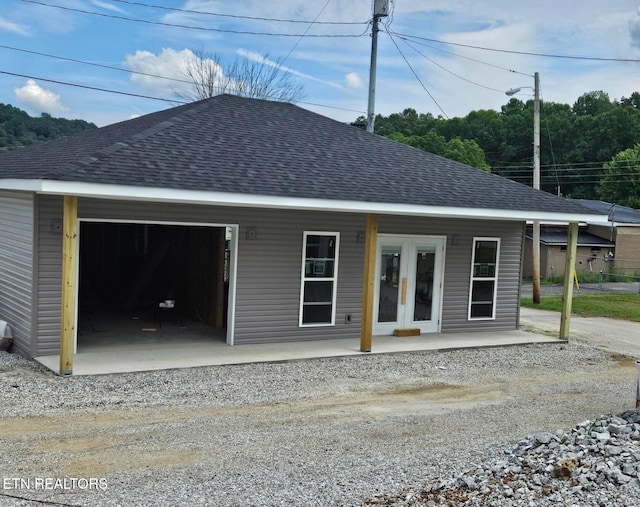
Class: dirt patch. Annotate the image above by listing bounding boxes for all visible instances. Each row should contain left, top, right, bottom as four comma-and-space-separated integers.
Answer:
610, 352, 638, 368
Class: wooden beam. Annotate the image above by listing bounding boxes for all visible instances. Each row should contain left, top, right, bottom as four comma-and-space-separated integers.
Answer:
559, 221, 578, 339
360, 213, 378, 352
214, 228, 226, 328
60, 196, 78, 376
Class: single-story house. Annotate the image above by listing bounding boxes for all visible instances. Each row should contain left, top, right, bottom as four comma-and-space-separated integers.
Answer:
0, 94, 606, 374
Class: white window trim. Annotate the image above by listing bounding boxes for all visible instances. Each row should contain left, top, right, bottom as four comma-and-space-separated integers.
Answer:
468, 237, 500, 321
299, 231, 340, 327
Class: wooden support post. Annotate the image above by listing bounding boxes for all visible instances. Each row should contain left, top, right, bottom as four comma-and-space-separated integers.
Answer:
560, 221, 578, 339
215, 227, 226, 328
360, 213, 378, 352
60, 196, 78, 375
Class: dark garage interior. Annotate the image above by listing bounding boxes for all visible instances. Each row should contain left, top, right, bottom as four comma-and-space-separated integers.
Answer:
77, 222, 229, 347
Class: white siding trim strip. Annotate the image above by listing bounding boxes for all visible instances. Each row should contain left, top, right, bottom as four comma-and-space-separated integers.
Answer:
1, 179, 609, 223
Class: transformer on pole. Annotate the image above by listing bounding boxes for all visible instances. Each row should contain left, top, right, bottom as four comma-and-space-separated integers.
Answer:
366, 0, 389, 133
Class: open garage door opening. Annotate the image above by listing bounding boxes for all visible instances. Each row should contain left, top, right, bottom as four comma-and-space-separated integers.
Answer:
77, 221, 231, 352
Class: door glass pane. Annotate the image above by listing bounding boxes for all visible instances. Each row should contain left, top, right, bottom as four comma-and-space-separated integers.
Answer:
378, 246, 401, 322
414, 247, 435, 322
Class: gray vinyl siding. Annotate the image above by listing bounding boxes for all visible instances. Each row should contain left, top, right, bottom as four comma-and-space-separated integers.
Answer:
0, 190, 34, 355
35, 195, 63, 355
35, 196, 524, 352
378, 215, 523, 333
36, 196, 365, 350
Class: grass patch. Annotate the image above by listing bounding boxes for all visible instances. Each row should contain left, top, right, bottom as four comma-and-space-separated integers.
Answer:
521, 293, 640, 322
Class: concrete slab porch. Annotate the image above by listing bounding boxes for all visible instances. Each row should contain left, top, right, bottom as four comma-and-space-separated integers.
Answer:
35, 329, 563, 376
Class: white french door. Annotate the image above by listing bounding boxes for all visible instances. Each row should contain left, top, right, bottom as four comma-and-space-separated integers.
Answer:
373, 236, 445, 335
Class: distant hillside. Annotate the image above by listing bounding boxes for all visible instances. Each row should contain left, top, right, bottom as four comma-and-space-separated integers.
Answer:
0, 103, 97, 153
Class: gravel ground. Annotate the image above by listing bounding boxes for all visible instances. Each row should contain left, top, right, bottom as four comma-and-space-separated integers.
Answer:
0, 342, 638, 506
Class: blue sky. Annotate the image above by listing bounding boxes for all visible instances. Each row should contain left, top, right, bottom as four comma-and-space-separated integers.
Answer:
2, 0, 640, 127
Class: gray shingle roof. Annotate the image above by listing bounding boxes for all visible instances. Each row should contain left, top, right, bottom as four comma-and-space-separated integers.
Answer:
0, 94, 598, 215
569, 200, 640, 224
526, 226, 614, 246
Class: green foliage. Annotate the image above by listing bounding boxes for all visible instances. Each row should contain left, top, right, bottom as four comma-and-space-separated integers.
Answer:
388, 130, 490, 171
0, 103, 96, 151
442, 137, 490, 171
597, 143, 640, 208
371, 90, 640, 201
572, 91, 614, 116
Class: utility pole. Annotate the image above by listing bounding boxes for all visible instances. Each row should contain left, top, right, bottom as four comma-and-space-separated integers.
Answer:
366, 0, 389, 133
532, 71, 541, 304
506, 71, 541, 304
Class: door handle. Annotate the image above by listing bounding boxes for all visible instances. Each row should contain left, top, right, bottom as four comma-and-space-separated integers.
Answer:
401, 277, 407, 305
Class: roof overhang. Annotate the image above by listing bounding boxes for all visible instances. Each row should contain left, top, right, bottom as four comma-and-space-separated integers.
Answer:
1, 179, 609, 223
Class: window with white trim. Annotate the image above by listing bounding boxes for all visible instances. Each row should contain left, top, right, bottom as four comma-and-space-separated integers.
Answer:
299, 232, 339, 326
468, 238, 500, 320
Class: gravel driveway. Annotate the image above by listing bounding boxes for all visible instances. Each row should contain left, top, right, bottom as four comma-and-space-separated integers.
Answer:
1, 339, 638, 506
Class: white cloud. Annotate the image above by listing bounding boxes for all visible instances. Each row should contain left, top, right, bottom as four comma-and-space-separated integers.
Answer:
237, 49, 343, 89
13, 80, 68, 115
123, 48, 221, 96
630, 8, 640, 48
91, 1, 126, 13
0, 15, 29, 36
344, 72, 363, 89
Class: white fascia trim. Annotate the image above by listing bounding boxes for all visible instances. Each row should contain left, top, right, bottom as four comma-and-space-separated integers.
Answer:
2, 178, 609, 223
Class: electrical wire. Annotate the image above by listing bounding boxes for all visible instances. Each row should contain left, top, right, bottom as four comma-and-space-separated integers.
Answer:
21, 0, 370, 38
385, 32, 449, 119
0, 69, 185, 104
0, 45, 194, 85
392, 31, 640, 63
395, 35, 506, 94
281, 0, 334, 66
108, 0, 367, 25
3, 69, 368, 119
389, 30, 532, 77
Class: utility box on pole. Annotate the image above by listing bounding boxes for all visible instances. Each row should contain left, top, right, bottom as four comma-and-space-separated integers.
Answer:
374, 0, 390, 17
367, 0, 390, 133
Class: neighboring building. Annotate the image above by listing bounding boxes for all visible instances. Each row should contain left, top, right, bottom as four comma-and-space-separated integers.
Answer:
572, 200, 640, 275
522, 224, 614, 279
0, 95, 604, 372
522, 200, 640, 279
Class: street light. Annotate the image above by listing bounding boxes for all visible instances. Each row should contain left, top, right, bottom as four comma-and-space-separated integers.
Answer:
506, 72, 541, 304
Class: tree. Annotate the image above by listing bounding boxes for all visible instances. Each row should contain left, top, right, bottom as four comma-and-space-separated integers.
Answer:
616, 92, 640, 109
572, 91, 614, 116
387, 131, 490, 171
0, 103, 95, 152
442, 138, 491, 171
597, 143, 640, 208
176, 49, 305, 103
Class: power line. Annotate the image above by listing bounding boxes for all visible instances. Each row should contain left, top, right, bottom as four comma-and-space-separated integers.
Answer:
0, 70, 184, 104
393, 31, 640, 63
21, 1, 370, 38
385, 32, 449, 119
0, 45, 194, 85
396, 35, 506, 94
109, 0, 367, 25
388, 30, 532, 78
282, 0, 333, 65
0, 66, 366, 114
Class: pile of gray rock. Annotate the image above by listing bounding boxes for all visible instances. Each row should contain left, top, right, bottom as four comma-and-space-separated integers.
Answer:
400, 409, 640, 506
